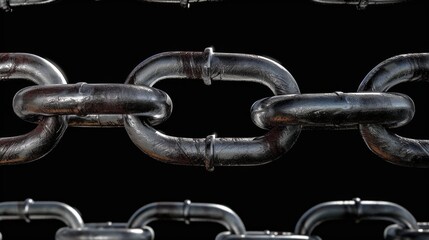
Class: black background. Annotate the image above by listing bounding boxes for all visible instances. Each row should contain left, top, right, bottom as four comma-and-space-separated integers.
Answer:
0, 0, 429, 239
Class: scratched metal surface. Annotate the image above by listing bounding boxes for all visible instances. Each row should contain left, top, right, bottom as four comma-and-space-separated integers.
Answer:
0, 0, 428, 239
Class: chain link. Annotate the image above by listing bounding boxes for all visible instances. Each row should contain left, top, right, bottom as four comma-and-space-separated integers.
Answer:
385, 223, 429, 240
0, 198, 83, 228
311, 0, 407, 9
14, 82, 172, 127
0, 0, 217, 11
124, 47, 301, 170
1, 49, 427, 169
56, 223, 154, 240
0, 53, 68, 164
358, 53, 429, 168
1, 1, 426, 240
0, 198, 426, 240
294, 198, 419, 235
0, 0, 410, 11
127, 200, 246, 234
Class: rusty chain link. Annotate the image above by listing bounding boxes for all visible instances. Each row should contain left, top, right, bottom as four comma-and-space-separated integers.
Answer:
0, 198, 426, 240
1, 49, 427, 169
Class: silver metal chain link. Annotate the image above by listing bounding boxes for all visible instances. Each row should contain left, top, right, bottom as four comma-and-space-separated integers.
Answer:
0, 0, 218, 11
1, 1, 426, 240
1, 49, 427, 170
312, 0, 408, 9
0, 198, 425, 240
0, 0, 409, 11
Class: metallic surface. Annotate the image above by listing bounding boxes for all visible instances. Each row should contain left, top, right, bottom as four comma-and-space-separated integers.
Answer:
216, 231, 316, 240
56, 223, 154, 240
311, 0, 408, 9
0, 199, 83, 229
251, 92, 414, 130
358, 53, 429, 167
124, 47, 301, 170
0, 53, 67, 165
127, 200, 246, 235
0, 0, 55, 11
294, 198, 418, 235
13, 82, 172, 127
0, 0, 217, 11
385, 223, 429, 240
144, 0, 219, 8
312, 0, 407, 3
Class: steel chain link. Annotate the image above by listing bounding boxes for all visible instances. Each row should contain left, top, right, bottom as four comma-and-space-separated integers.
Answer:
1, 1, 426, 240
1, 49, 427, 169
0, 0, 409, 11
0, 0, 217, 11
0, 198, 425, 240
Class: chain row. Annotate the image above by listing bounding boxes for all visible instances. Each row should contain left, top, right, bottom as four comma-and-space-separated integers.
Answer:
1, 49, 428, 169
0, 0, 212, 11
0, 0, 410, 11
0, 198, 425, 240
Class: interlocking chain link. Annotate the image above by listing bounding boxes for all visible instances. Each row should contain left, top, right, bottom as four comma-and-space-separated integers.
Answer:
127, 200, 246, 234
124, 47, 301, 170
312, 0, 407, 9
294, 198, 418, 235
0, 0, 409, 11
1, 49, 427, 169
56, 223, 154, 240
0, 199, 83, 228
0, 53, 68, 164
14, 82, 172, 127
0, 0, 52, 11
385, 223, 429, 240
0, 199, 244, 240
0, 198, 426, 240
253, 53, 429, 168
358, 53, 429, 167
0, 53, 171, 164
0, 0, 217, 11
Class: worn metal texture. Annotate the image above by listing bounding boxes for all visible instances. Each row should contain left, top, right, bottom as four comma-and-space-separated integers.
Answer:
13, 83, 172, 127
294, 198, 419, 236
251, 92, 414, 130
311, 0, 408, 9
215, 231, 317, 240
0, 53, 68, 165
124, 47, 301, 170
358, 53, 429, 167
0, 0, 217, 11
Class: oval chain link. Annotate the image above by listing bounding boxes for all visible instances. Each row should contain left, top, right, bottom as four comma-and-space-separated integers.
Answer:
2, 51, 428, 169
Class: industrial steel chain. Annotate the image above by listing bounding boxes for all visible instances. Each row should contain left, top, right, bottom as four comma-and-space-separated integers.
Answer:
1, 49, 428, 170
0, 0, 410, 11
0, 198, 425, 240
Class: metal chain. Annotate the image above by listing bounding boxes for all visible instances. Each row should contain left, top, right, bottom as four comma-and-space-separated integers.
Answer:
0, 0, 218, 11
0, 198, 84, 228
0, 0, 409, 11
0, 198, 426, 240
1, 49, 427, 169
294, 198, 418, 235
253, 53, 429, 168
311, 0, 407, 9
